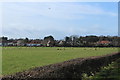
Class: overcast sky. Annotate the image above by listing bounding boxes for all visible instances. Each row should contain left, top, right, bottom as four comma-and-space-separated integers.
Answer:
2, 2, 118, 40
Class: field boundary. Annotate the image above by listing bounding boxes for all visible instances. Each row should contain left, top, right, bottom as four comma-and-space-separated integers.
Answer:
2, 52, 120, 80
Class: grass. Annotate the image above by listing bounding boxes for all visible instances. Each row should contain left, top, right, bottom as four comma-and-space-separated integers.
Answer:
82, 58, 120, 80
2, 47, 119, 75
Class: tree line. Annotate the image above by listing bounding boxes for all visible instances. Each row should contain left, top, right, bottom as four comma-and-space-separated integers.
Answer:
0, 35, 120, 47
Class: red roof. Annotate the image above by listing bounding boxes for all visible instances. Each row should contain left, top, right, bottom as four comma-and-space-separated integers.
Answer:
98, 41, 111, 44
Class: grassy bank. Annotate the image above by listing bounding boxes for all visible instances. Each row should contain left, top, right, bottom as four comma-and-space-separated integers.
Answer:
82, 58, 120, 80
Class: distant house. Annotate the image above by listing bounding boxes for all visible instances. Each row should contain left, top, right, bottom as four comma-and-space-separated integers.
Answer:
46, 40, 54, 47
17, 39, 25, 46
7, 40, 17, 46
27, 40, 42, 47
7, 41, 13, 46
96, 40, 111, 46
58, 40, 65, 47
12, 40, 17, 46
98, 41, 111, 44
42, 36, 55, 47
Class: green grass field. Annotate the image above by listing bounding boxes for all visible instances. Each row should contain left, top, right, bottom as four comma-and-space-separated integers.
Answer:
2, 47, 119, 75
